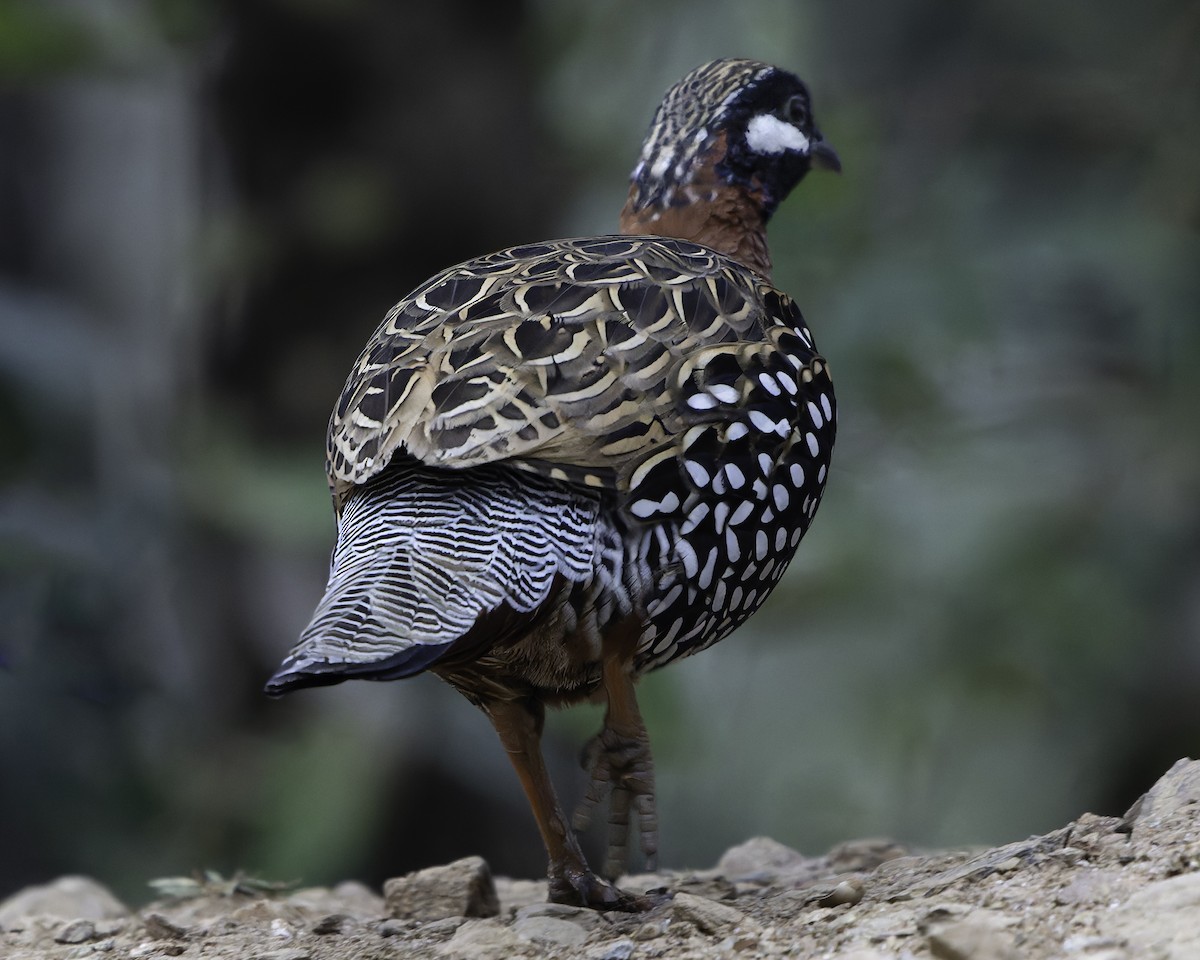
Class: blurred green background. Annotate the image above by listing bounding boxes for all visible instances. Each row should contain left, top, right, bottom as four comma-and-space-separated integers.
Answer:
1, 0, 1197, 903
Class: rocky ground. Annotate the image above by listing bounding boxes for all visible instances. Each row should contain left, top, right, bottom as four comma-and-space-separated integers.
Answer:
3, 759, 1198, 960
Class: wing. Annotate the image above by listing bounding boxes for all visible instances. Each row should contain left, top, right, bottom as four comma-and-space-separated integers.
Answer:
265, 461, 606, 694
325, 235, 798, 512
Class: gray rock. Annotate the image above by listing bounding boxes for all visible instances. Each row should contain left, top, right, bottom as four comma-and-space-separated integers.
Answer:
513, 914, 589, 947
143, 911, 189, 939
590, 938, 635, 960
672, 891, 750, 935
437, 918, 524, 959
1121, 757, 1200, 830
385, 856, 499, 921
514, 900, 601, 930
1099, 871, 1200, 958
54, 919, 97, 944
717, 837, 806, 880
926, 909, 1019, 960
0, 876, 128, 925
311, 913, 355, 935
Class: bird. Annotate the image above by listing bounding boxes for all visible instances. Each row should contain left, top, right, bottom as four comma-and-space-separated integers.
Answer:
266, 57, 840, 911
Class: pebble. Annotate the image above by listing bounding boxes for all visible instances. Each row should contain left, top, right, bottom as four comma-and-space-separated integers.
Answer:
590, 938, 635, 960
672, 891, 751, 935
436, 918, 523, 959
385, 856, 499, 921
817, 878, 866, 907
717, 836, 807, 881
513, 914, 589, 947
142, 912, 189, 939
925, 910, 1019, 960
54, 919, 97, 944
311, 913, 354, 935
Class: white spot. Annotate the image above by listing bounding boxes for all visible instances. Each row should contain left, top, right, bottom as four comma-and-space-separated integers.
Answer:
818, 464, 827, 484
746, 113, 811, 155
755, 530, 769, 560
752, 478, 769, 500
761, 506, 774, 524
712, 469, 728, 494
725, 527, 740, 562
806, 432, 820, 456
821, 392, 833, 420
748, 410, 775, 433
688, 392, 718, 411
774, 418, 790, 437
773, 484, 790, 511
777, 372, 798, 395
685, 460, 710, 487
729, 585, 744, 610
729, 500, 754, 526
790, 527, 805, 546
698, 548, 718, 589
726, 422, 749, 442
807, 401, 824, 428
709, 383, 739, 403
712, 579, 727, 610
724, 463, 746, 489
758, 452, 774, 475
630, 499, 658, 518
789, 463, 805, 487
713, 501, 731, 533
678, 540, 699, 578
758, 373, 781, 396
681, 502, 709, 535
659, 491, 680, 513
775, 527, 788, 551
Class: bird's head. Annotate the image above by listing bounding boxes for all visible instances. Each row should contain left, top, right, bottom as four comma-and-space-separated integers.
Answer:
626, 58, 840, 223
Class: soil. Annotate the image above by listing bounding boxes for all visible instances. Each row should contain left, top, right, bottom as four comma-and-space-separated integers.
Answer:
3, 759, 1198, 960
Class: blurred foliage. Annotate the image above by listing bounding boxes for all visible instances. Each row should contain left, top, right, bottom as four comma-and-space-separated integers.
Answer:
1, 0, 1198, 903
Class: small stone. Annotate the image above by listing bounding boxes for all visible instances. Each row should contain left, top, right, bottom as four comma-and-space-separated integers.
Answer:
385, 856, 499, 921
377, 918, 409, 937
54, 919, 97, 944
926, 910, 1019, 960
437, 918, 523, 959
311, 913, 354, 935
672, 891, 749, 935
143, 912, 189, 939
591, 938, 635, 960
250, 950, 311, 960
1098, 871, 1200, 956
514, 901, 601, 930
817, 878, 866, 907
633, 919, 668, 940
826, 838, 909, 872
1120, 757, 1200, 831
0, 877, 128, 925
513, 914, 589, 947
717, 837, 806, 880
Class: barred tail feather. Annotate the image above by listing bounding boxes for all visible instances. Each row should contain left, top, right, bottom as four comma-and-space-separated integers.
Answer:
265, 461, 602, 695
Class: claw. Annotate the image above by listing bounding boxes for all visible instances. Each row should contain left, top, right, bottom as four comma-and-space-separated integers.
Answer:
548, 861, 668, 912
573, 724, 659, 878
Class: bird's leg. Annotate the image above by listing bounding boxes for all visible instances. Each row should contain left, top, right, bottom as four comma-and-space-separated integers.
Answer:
485, 696, 654, 911
573, 651, 659, 880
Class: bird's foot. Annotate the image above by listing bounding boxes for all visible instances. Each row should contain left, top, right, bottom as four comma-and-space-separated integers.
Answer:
573, 723, 659, 879
548, 860, 668, 912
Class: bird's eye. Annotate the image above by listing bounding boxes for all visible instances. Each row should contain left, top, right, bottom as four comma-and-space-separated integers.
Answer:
782, 94, 808, 125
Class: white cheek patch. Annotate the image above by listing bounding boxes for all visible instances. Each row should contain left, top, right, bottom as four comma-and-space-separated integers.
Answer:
745, 113, 811, 155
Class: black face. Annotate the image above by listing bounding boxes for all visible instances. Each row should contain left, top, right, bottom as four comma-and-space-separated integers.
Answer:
717, 70, 840, 217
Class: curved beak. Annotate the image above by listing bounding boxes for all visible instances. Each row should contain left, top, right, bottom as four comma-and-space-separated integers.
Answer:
810, 138, 842, 174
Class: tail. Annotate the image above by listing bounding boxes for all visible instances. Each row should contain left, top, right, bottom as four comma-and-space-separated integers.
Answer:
265, 461, 601, 695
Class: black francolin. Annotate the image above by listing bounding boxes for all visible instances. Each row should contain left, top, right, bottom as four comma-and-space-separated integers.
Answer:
267, 58, 840, 910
